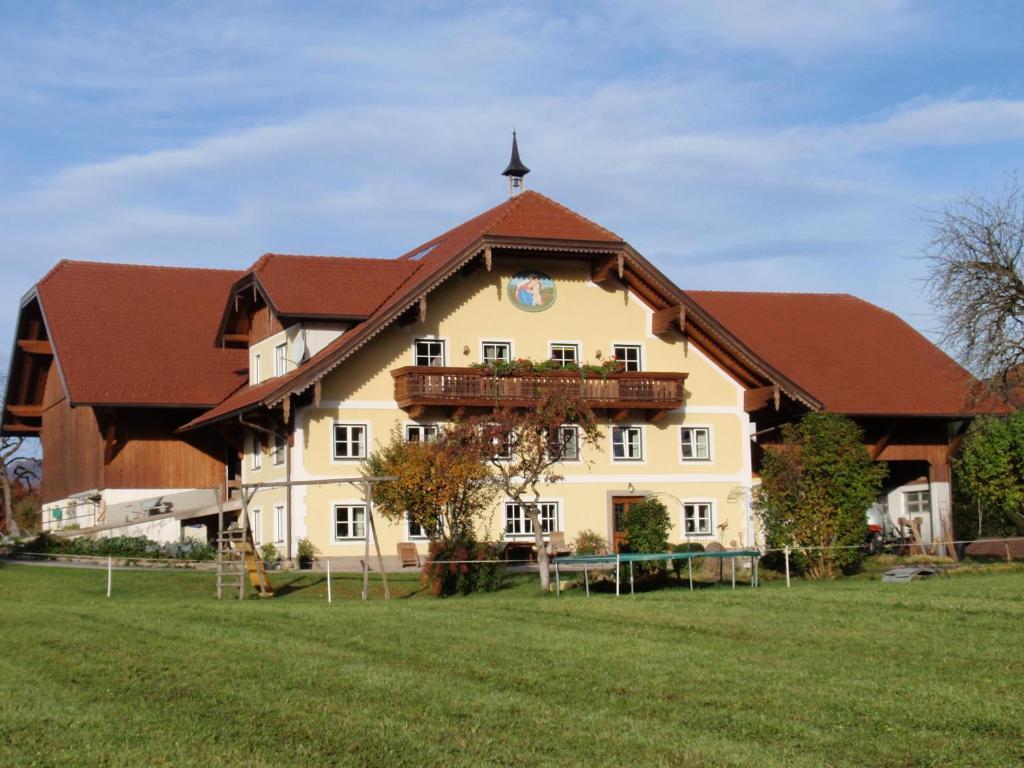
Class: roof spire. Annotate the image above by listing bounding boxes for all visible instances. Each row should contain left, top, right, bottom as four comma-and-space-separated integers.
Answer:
501, 130, 530, 196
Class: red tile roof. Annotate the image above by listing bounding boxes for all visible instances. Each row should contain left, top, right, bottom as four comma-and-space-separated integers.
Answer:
251, 254, 418, 319
185, 191, 626, 429
37, 261, 246, 407
685, 291, 985, 416
179, 326, 362, 430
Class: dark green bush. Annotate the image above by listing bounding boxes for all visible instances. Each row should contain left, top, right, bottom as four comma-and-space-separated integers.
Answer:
670, 542, 705, 577
622, 498, 671, 574
423, 538, 504, 596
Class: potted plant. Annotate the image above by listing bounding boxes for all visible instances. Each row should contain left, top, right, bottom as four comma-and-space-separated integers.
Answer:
297, 537, 318, 570
258, 542, 280, 569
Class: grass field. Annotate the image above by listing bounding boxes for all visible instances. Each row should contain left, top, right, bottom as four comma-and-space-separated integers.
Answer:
1, 563, 1022, 767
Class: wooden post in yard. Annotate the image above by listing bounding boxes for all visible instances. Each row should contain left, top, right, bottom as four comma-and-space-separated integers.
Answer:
687, 556, 693, 591
615, 553, 620, 596
327, 559, 332, 604
106, 557, 112, 598
583, 562, 589, 597
784, 546, 791, 589
364, 479, 390, 601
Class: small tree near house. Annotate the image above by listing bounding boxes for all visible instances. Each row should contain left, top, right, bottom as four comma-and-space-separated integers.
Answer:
472, 391, 602, 592
755, 413, 886, 579
954, 412, 1024, 538
363, 425, 496, 544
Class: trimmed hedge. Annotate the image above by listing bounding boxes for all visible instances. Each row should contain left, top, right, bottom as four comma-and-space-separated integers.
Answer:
17, 533, 216, 561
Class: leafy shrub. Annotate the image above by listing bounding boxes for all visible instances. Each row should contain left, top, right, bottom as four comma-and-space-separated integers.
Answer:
756, 413, 886, 579
572, 529, 608, 555
15, 533, 215, 561
621, 498, 671, 574
259, 542, 280, 563
669, 542, 705, 578
422, 538, 504, 596
12, 495, 41, 533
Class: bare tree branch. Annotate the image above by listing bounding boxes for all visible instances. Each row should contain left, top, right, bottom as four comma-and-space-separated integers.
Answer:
924, 174, 1024, 399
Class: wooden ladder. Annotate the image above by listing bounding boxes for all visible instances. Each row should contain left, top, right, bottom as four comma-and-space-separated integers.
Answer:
216, 525, 274, 599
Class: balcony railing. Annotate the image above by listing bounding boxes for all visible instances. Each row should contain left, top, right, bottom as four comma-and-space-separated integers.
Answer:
392, 366, 687, 414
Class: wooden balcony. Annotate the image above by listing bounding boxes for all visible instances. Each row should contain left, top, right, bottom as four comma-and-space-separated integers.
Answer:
392, 366, 687, 421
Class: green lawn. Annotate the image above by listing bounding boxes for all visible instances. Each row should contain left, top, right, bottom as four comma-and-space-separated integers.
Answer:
1, 563, 1022, 767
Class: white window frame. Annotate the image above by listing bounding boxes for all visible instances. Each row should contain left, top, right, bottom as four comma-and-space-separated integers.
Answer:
548, 341, 580, 367
332, 422, 368, 461
251, 508, 262, 546
250, 433, 263, 470
274, 343, 287, 377
404, 423, 439, 443
413, 337, 447, 367
490, 429, 515, 461
549, 425, 581, 462
274, 504, 285, 544
905, 489, 930, 517
611, 425, 644, 462
333, 503, 368, 542
407, 513, 429, 541
252, 353, 261, 385
503, 500, 560, 539
611, 343, 643, 372
273, 433, 286, 465
683, 501, 715, 537
480, 339, 513, 365
680, 426, 713, 462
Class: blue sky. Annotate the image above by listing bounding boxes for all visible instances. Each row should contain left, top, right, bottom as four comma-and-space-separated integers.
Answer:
2, 1, 1024, 355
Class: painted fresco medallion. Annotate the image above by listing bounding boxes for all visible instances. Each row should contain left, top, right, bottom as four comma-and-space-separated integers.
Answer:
507, 271, 556, 312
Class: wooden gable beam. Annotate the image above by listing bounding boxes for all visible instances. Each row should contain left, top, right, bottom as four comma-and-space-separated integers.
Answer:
744, 385, 781, 413
870, 423, 896, 461
652, 305, 686, 335
418, 295, 427, 323
2, 424, 39, 434
103, 413, 119, 466
17, 340, 52, 355
591, 254, 621, 285
6, 405, 44, 418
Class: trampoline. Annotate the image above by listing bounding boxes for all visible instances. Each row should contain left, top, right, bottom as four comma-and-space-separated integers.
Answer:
551, 549, 762, 596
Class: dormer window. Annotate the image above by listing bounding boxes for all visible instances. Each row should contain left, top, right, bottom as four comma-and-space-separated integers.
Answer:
274, 343, 287, 377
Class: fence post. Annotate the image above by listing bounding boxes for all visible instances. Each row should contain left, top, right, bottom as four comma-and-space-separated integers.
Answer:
106, 557, 112, 598
327, 559, 332, 604
784, 546, 791, 589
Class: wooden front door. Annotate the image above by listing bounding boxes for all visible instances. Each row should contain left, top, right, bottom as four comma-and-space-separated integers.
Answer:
612, 496, 645, 552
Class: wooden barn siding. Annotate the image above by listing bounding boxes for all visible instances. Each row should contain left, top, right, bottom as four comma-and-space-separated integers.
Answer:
104, 410, 226, 491
40, 366, 103, 502
40, 366, 227, 502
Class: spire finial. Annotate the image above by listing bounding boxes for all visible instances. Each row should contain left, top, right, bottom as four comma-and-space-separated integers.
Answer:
501, 130, 530, 196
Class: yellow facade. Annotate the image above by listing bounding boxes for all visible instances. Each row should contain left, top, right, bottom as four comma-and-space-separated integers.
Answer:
243, 259, 755, 559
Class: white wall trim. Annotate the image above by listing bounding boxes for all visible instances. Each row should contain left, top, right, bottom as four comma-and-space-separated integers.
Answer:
560, 472, 747, 484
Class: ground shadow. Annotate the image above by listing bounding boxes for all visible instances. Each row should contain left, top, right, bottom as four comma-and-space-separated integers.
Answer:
271, 573, 326, 597
567, 573, 751, 595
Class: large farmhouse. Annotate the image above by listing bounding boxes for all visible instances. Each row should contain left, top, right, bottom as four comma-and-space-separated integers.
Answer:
3, 152, 989, 559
